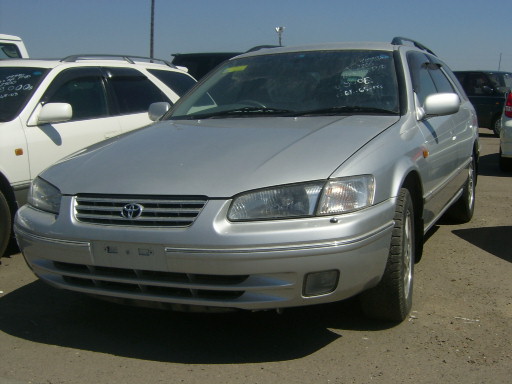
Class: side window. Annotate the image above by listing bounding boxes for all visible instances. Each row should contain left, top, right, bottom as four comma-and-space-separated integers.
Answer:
105, 67, 169, 114
44, 68, 108, 121
147, 69, 196, 96
465, 73, 492, 96
407, 52, 437, 104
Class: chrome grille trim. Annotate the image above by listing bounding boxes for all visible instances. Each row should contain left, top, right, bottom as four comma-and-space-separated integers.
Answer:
74, 195, 207, 227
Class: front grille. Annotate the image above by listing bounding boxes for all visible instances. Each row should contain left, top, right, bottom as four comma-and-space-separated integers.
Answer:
54, 261, 247, 301
74, 194, 207, 227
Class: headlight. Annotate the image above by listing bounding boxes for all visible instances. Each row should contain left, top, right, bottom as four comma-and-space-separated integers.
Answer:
28, 177, 62, 214
228, 175, 374, 221
317, 175, 375, 215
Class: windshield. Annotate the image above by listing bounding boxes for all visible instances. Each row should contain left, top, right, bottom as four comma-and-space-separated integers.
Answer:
0, 67, 48, 122
169, 50, 399, 119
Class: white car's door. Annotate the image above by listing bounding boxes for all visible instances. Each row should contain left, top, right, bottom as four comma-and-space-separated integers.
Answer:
23, 67, 123, 178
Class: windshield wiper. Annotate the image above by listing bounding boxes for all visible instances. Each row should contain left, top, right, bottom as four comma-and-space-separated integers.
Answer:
181, 106, 293, 119
290, 106, 398, 116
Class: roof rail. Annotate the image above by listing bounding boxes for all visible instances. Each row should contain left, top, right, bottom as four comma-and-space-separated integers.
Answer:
60, 54, 177, 68
391, 37, 436, 56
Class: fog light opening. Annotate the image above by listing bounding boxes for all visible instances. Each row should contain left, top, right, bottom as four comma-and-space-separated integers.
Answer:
303, 270, 339, 297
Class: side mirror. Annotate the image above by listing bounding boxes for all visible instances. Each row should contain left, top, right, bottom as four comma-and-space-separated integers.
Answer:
482, 85, 494, 95
423, 93, 460, 117
37, 103, 73, 124
148, 102, 171, 121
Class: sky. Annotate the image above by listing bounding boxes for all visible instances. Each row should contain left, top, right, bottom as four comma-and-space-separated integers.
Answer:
0, 0, 511, 72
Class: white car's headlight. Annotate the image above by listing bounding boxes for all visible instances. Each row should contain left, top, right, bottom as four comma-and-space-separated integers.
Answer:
28, 177, 62, 214
228, 175, 375, 221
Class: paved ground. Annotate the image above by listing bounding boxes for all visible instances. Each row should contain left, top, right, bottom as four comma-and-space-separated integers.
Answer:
0, 128, 510, 384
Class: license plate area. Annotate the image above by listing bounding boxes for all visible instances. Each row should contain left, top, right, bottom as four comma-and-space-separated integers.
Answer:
92, 241, 166, 270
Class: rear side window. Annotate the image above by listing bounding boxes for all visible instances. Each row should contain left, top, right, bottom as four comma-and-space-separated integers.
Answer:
105, 67, 169, 114
147, 69, 196, 96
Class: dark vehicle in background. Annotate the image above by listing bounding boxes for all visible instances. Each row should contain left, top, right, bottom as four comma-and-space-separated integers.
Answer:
172, 52, 241, 80
172, 46, 279, 80
454, 70, 512, 136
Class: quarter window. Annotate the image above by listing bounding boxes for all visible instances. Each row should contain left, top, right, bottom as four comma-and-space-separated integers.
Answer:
106, 68, 169, 114
147, 69, 196, 96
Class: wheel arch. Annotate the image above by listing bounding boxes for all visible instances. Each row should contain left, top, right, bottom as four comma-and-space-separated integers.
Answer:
0, 172, 18, 219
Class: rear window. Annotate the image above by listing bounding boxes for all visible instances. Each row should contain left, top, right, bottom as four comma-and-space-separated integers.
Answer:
106, 67, 170, 114
147, 69, 196, 96
0, 67, 48, 122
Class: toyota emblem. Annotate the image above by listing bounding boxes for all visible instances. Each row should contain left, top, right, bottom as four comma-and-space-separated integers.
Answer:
121, 203, 144, 219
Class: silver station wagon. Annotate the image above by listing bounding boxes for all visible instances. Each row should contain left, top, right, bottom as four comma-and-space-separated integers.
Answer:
15, 37, 479, 322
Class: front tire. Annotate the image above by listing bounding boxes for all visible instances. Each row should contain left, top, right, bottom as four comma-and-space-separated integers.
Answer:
0, 191, 12, 258
359, 188, 415, 322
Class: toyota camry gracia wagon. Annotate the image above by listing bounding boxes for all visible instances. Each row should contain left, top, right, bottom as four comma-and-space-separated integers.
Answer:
14, 37, 479, 322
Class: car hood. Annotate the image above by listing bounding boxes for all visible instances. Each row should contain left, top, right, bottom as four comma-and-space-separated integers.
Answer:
42, 115, 399, 197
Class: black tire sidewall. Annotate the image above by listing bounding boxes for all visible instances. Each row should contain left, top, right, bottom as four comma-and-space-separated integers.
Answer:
0, 192, 12, 257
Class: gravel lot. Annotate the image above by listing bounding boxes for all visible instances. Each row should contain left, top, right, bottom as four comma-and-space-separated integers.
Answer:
0, 129, 510, 384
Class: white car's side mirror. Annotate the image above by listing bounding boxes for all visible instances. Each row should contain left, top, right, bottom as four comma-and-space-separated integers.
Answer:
36, 103, 73, 125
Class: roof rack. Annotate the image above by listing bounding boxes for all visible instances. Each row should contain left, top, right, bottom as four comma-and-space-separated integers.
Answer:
391, 37, 436, 56
60, 54, 177, 68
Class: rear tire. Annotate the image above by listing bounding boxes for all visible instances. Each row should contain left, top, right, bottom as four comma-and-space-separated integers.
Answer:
359, 188, 415, 322
447, 156, 476, 223
0, 191, 12, 258
493, 117, 501, 137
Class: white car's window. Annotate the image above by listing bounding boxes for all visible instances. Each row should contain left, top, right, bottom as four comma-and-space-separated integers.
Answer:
147, 69, 196, 96
47, 75, 108, 120
170, 50, 399, 119
106, 67, 169, 114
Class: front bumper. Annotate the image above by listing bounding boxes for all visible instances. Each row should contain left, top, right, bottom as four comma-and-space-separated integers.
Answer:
14, 197, 396, 311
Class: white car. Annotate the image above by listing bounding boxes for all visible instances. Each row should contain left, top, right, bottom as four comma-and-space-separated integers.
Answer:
0, 55, 196, 257
500, 92, 512, 171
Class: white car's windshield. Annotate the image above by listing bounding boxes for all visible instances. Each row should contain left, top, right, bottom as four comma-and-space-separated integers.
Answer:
0, 67, 48, 122
169, 50, 399, 119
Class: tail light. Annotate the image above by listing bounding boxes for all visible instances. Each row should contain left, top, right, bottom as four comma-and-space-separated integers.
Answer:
505, 92, 512, 118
